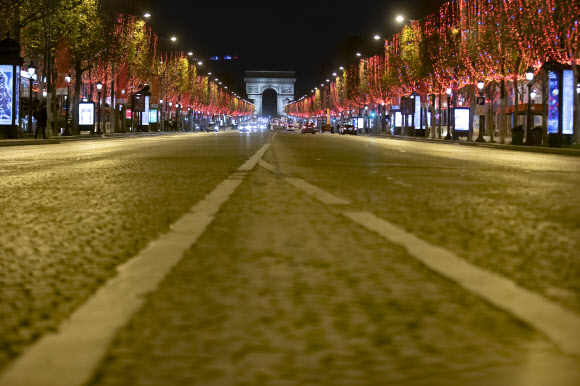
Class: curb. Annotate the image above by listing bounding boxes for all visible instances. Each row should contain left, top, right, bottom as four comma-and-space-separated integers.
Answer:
0, 132, 189, 148
367, 134, 580, 157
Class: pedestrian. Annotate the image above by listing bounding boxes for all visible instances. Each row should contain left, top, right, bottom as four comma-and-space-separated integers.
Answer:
33, 101, 48, 139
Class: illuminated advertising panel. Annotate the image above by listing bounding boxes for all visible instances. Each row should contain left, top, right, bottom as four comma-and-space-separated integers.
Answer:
14, 66, 19, 125
125, 108, 132, 119
0, 65, 14, 125
149, 109, 158, 123
78, 102, 94, 125
141, 96, 150, 125
454, 108, 470, 131
394, 111, 402, 127
562, 70, 573, 135
357, 118, 364, 129
547, 71, 559, 134
414, 96, 421, 129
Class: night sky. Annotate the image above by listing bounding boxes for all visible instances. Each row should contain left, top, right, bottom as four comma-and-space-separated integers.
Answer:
142, 0, 445, 99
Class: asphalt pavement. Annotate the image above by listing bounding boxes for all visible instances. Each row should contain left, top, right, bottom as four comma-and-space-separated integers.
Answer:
0, 130, 579, 385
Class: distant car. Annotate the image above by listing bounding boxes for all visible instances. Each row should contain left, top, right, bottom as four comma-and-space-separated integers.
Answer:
301, 123, 316, 134
207, 122, 219, 132
339, 124, 357, 135
286, 123, 295, 132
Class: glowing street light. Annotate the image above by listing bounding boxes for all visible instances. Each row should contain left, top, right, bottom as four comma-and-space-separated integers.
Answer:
374, 35, 380, 40
445, 88, 452, 140
26, 61, 35, 135
476, 80, 486, 142
170, 36, 177, 42
188, 52, 193, 56
144, 12, 151, 18
396, 15, 405, 22
96, 81, 103, 135
356, 52, 361, 57
198, 61, 202, 66
525, 67, 536, 141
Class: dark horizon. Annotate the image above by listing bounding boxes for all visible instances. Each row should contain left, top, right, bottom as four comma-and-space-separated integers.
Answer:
143, 0, 446, 99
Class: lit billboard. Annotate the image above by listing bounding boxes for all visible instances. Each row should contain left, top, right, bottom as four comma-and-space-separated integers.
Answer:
0, 65, 14, 125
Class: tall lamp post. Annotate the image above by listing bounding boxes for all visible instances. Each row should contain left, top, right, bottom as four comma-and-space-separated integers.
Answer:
96, 81, 103, 135
159, 98, 164, 131
475, 80, 486, 142
27, 62, 36, 135
525, 67, 534, 144
63, 74, 72, 136
444, 87, 452, 140
168, 102, 172, 130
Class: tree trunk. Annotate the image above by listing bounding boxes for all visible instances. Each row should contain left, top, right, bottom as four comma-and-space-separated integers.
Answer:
467, 85, 475, 141
437, 94, 442, 138
72, 59, 83, 134
499, 78, 507, 144
489, 81, 495, 143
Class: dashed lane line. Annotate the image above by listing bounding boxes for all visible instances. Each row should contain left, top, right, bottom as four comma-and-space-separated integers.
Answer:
0, 142, 272, 386
258, 158, 348, 206
284, 177, 350, 205
258, 158, 580, 358
342, 211, 580, 358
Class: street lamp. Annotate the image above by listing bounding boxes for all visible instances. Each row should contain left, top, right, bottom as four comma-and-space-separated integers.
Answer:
525, 67, 534, 143
62, 74, 72, 136
27, 61, 35, 135
96, 81, 103, 135
444, 87, 452, 140
475, 80, 486, 142
356, 52, 361, 57
396, 15, 405, 22
143, 12, 151, 18
374, 35, 380, 40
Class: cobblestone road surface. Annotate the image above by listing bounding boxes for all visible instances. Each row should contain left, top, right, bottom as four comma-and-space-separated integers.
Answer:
1, 131, 579, 385
263, 134, 580, 311
0, 132, 270, 370
90, 133, 579, 385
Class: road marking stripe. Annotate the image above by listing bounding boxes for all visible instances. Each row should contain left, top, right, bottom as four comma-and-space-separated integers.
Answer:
284, 177, 350, 205
342, 210, 580, 357
0, 144, 270, 386
258, 159, 277, 173
258, 157, 580, 356
238, 143, 271, 171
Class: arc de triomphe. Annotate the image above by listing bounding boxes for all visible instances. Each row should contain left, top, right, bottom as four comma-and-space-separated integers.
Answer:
244, 71, 295, 117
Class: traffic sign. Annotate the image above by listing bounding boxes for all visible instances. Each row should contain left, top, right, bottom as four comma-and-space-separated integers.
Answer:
475, 96, 486, 115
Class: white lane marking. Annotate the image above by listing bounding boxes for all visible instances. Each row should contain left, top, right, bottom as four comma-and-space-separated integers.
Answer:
257, 157, 580, 356
342, 210, 580, 357
238, 143, 271, 171
284, 177, 350, 205
0, 146, 268, 386
258, 159, 277, 173
385, 176, 411, 188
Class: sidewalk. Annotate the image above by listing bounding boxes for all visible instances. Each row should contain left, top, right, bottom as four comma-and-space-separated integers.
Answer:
366, 132, 580, 157
0, 131, 193, 147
